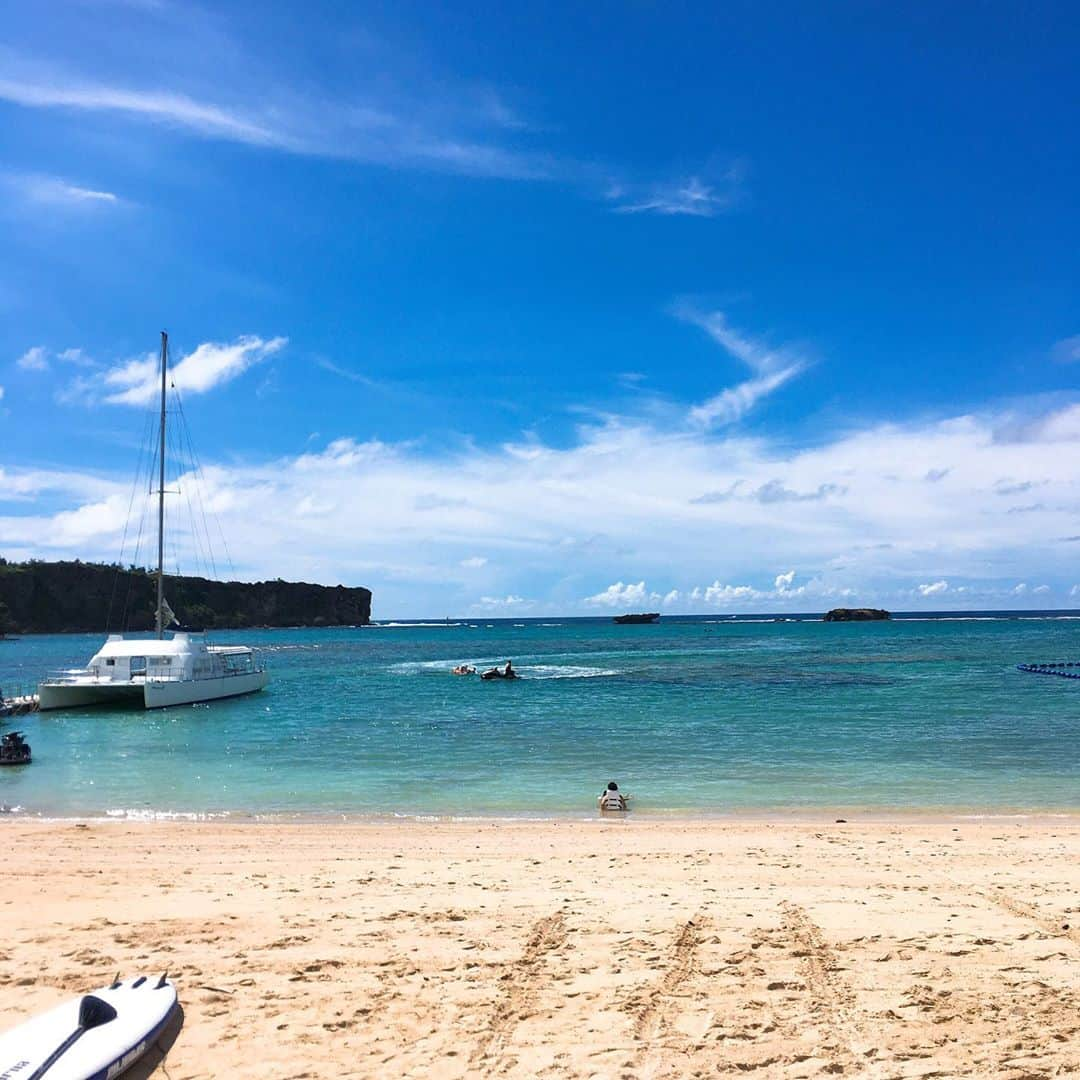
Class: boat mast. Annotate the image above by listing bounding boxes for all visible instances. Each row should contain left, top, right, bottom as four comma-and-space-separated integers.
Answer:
155, 330, 167, 639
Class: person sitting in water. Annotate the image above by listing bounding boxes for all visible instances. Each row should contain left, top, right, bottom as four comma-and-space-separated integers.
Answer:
598, 781, 628, 811
452, 664, 476, 676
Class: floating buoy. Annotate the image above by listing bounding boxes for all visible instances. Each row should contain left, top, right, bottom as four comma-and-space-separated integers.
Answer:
1017, 661, 1080, 680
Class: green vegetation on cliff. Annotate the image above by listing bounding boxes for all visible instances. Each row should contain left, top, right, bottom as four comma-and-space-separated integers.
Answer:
0, 559, 371, 633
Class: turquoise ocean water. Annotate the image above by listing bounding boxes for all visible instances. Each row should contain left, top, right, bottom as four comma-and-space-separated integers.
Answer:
1, 615, 1078, 818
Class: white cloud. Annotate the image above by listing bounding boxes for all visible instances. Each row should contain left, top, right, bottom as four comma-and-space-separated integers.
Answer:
1051, 335, 1080, 364
703, 582, 759, 605
0, 385, 4, 400
17, 346, 48, 371
58, 348, 94, 367
585, 581, 649, 608
1033, 584, 1050, 594
474, 594, 530, 610
101, 335, 286, 405
0, 68, 551, 181
9, 384, 1080, 614
16, 345, 97, 375
611, 174, 739, 218
460, 556, 487, 568
1025, 402, 1080, 443
690, 367, 801, 429
1013, 583, 1027, 595
0, 76, 286, 144
2, 172, 120, 209
662, 589, 680, 606
774, 570, 796, 590
678, 309, 806, 428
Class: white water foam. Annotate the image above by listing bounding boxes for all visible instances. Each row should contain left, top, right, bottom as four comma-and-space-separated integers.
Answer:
388, 660, 621, 679
370, 622, 464, 628
525, 665, 623, 680
105, 808, 236, 822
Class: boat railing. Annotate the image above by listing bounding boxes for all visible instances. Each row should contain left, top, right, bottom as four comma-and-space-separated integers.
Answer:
41, 664, 188, 685
41, 657, 265, 686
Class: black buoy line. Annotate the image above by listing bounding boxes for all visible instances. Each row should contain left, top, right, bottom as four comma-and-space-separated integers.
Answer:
1016, 661, 1080, 679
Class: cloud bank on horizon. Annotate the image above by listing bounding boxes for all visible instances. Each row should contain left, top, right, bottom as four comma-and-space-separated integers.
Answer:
4, 311, 1080, 616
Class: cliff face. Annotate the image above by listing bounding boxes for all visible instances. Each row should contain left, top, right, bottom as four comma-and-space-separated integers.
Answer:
0, 560, 372, 633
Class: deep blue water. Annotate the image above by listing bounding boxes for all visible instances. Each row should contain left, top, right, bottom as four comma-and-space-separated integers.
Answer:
2, 614, 1078, 818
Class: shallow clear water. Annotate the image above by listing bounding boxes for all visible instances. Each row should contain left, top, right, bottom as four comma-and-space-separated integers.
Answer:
2, 615, 1078, 818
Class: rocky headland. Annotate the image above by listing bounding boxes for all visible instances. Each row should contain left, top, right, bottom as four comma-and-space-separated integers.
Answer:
0, 559, 371, 633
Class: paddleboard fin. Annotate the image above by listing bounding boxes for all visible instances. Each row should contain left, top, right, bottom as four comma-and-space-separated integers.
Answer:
156, 971, 169, 988
110, 972, 122, 989
78, 995, 118, 1028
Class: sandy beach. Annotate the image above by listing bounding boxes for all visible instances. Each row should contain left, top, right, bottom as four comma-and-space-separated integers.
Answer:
2, 818, 1078, 1078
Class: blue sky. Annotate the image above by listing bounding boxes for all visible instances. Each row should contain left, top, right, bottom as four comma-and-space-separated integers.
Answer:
1, 1, 1078, 617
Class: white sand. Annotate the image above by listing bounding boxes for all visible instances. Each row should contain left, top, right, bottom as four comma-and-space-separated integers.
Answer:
3, 818, 1078, 1077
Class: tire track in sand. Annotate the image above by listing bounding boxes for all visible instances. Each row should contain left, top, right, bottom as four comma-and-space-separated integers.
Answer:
966, 885, 1080, 948
470, 911, 568, 1067
627, 913, 706, 1059
779, 901, 871, 1074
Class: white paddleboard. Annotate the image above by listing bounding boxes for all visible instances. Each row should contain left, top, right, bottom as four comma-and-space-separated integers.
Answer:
0, 975, 177, 1080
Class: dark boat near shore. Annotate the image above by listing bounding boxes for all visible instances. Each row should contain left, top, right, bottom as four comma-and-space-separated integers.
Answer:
613, 613, 660, 624
0, 730, 31, 766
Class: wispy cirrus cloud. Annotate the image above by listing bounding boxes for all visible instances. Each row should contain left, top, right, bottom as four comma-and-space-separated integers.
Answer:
97, 335, 286, 405
1, 170, 120, 209
676, 308, 807, 428
0, 61, 553, 181
609, 170, 743, 218
0, 35, 740, 199
0, 76, 278, 145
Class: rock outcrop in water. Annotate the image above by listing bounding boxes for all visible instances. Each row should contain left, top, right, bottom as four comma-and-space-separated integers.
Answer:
0, 559, 372, 633
822, 607, 891, 622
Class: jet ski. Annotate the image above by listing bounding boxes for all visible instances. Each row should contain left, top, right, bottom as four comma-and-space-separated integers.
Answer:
0, 730, 31, 766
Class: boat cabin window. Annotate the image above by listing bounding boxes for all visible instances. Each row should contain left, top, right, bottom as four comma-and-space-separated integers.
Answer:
130, 656, 146, 674
105, 658, 115, 666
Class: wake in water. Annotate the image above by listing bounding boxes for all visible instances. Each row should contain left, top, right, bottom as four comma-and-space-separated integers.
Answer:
388, 659, 622, 679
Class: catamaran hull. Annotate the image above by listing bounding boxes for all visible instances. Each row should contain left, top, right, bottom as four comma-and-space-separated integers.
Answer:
143, 670, 269, 708
38, 671, 268, 711
37, 682, 145, 710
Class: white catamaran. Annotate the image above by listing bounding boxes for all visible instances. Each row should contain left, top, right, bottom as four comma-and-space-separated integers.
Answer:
38, 332, 269, 711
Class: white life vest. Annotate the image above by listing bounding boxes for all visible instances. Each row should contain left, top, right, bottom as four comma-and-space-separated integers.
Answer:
601, 790, 626, 810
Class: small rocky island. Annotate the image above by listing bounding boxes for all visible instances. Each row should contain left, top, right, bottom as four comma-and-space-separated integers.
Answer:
823, 608, 891, 622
